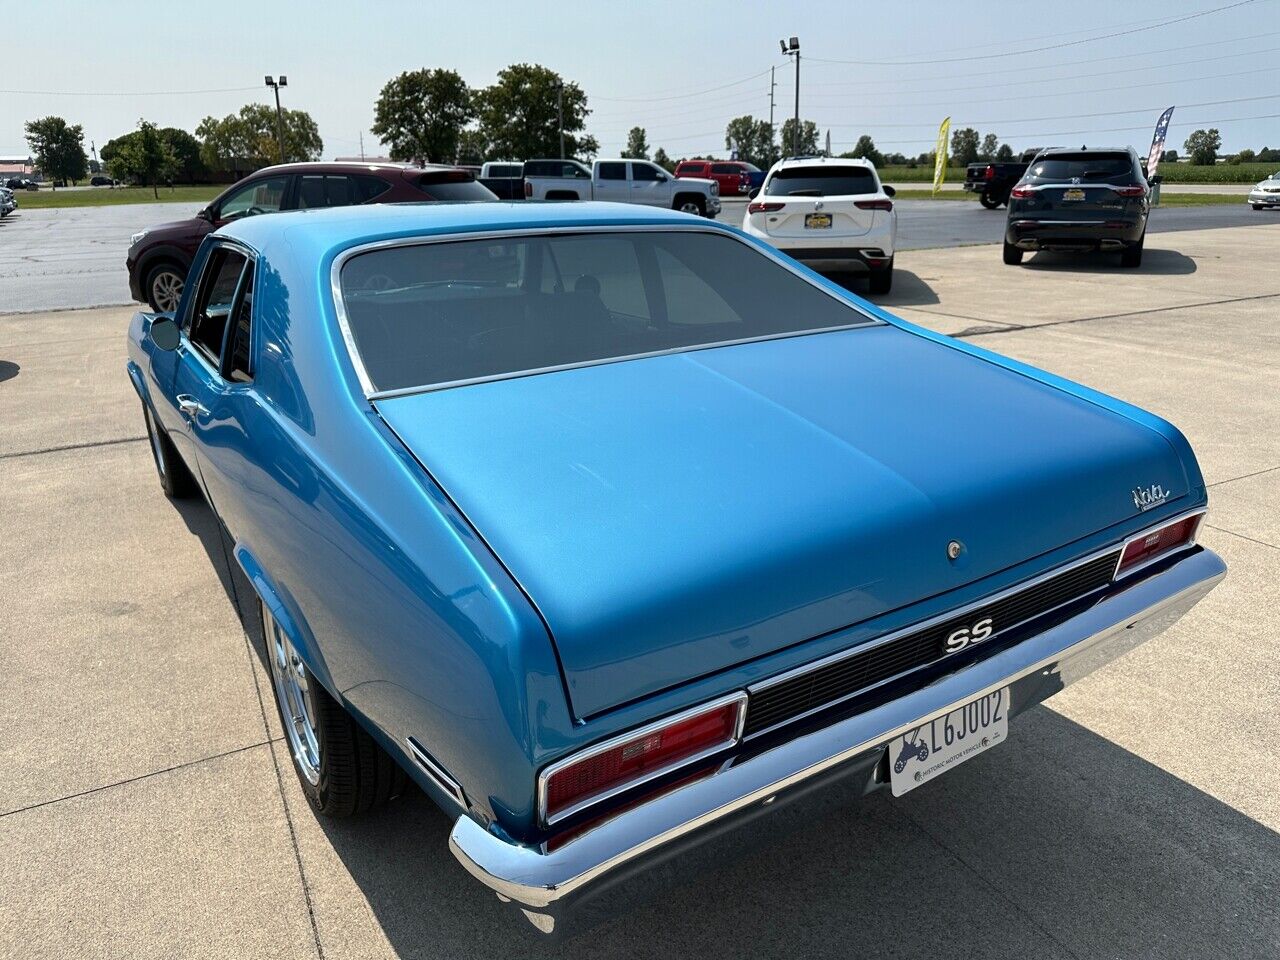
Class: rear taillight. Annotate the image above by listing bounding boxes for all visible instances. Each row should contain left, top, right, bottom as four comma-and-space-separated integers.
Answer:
855, 199, 893, 211
1010, 185, 1035, 199
524, 180, 532, 198
984, 165, 995, 181
1114, 513, 1204, 579
540, 693, 746, 824
748, 201, 784, 213
1113, 185, 1146, 197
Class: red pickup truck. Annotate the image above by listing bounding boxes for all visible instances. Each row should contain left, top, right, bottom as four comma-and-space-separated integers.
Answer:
675, 159, 753, 196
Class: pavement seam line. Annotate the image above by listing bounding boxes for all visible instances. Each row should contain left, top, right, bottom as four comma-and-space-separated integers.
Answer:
954, 291, 1280, 339
1204, 523, 1279, 551
0, 435, 145, 461
1207, 464, 1280, 488
0, 739, 278, 820
892, 803, 1087, 960
219, 522, 326, 960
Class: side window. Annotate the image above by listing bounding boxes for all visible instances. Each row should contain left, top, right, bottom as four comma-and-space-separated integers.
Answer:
188, 247, 248, 367
298, 175, 361, 209
540, 236, 650, 321
352, 174, 391, 202
631, 163, 662, 182
597, 162, 627, 181
711, 163, 736, 175
217, 176, 289, 221
224, 263, 255, 382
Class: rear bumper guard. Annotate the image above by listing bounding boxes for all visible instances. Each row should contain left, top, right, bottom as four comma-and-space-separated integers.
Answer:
450, 547, 1225, 927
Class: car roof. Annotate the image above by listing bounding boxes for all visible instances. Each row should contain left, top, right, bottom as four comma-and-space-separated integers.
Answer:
772, 156, 876, 171
1035, 146, 1134, 156
247, 160, 459, 177
217, 200, 728, 264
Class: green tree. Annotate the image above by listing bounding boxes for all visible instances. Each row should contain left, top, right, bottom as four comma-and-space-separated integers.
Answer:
103, 126, 206, 183
1161, 149, 1178, 162
455, 127, 489, 163
197, 104, 323, 174
106, 120, 174, 198
779, 118, 819, 156
979, 133, 1000, 161
950, 127, 981, 167
372, 68, 474, 165
1230, 147, 1256, 165
24, 116, 88, 188
652, 147, 673, 172
995, 143, 1014, 161
622, 126, 649, 160
1183, 128, 1221, 165
474, 64, 597, 160
724, 115, 776, 168
843, 134, 883, 167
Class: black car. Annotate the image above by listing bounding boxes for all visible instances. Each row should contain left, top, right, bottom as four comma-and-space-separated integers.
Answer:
963, 148, 1043, 209
90, 175, 116, 187
1003, 147, 1150, 267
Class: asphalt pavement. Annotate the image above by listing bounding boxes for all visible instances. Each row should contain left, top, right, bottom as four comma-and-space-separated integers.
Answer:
1, 220, 1277, 958
2, 198, 1272, 315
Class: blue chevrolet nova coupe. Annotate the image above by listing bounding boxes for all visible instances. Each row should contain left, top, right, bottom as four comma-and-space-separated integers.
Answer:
126, 200, 1225, 930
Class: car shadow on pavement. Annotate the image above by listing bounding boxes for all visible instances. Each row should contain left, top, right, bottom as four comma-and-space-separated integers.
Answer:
0, 360, 19, 384
823, 268, 941, 308
167, 498, 1277, 960
1019, 247, 1197, 276
314, 701, 1277, 958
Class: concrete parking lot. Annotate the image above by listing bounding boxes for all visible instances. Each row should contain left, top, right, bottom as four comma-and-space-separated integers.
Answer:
1, 219, 1277, 958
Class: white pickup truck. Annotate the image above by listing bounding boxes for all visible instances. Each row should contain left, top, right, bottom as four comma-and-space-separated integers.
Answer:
523, 158, 721, 216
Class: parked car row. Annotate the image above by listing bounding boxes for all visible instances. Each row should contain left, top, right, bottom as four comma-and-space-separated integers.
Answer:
4, 176, 38, 191
0, 185, 16, 218
1249, 170, 1280, 209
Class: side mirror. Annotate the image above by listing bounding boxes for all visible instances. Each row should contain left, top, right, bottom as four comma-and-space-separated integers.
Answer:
150, 315, 180, 351
883, 185, 896, 197
197, 206, 214, 223
1149, 174, 1162, 185
657, 173, 668, 182
748, 187, 760, 199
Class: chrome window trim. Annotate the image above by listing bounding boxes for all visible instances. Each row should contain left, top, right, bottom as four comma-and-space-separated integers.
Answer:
536, 690, 747, 828
328, 223, 883, 400
405, 737, 468, 810
1112, 508, 1207, 582
180, 237, 258, 381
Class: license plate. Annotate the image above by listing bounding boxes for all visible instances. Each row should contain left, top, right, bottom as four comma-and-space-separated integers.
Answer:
888, 688, 1008, 796
805, 213, 832, 228
1062, 188, 1086, 201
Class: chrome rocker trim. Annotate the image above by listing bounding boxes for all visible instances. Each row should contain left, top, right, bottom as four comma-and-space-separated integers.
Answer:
449, 547, 1225, 924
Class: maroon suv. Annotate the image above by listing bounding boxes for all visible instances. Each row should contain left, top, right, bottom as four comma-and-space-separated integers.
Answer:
127, 162, 497, 311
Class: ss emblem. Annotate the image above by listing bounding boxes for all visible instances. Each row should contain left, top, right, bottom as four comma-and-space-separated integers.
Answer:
944, 617, 994, 654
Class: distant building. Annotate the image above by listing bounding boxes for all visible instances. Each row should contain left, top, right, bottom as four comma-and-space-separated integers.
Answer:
0, 157, 37, 177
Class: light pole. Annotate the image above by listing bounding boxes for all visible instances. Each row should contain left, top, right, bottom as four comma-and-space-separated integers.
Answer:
557, 83, 565, 159
779, 37, 800, 156
264, 75, 288, 163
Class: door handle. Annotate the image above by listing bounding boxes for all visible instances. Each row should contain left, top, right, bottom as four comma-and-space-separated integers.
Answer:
177, 395, 207, 419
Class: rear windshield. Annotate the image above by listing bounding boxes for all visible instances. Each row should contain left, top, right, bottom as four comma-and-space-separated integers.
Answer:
339, 230, 869, 392
1024, 153, 1137, 184
416, 173, 496, 201
764, 166, 877, 197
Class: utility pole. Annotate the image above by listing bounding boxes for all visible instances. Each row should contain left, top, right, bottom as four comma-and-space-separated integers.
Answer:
359, 131, 365, 162
557, 83, 565, 159
265, 75, 288, 163
779, 38, 800, 156
768, 66, 776, 133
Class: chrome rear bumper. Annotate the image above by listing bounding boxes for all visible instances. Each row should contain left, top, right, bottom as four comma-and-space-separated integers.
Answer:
450, 547, 1225, 929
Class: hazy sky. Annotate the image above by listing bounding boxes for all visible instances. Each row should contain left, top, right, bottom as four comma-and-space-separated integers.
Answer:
4, 0, 1278, 163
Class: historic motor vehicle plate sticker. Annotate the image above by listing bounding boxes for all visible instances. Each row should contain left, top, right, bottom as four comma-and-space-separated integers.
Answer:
888, 688, 1009, 796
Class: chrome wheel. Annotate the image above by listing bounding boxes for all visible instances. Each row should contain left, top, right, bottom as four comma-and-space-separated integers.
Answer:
151, 270, 183, 313
678, 200, 702, 215
265, 606, 322, 785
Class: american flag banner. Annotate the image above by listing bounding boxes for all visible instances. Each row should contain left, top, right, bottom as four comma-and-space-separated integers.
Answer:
1146, 106, 1175, 179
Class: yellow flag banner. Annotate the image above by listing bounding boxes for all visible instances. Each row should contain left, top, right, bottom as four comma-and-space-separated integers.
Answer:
933, 117, 951, 194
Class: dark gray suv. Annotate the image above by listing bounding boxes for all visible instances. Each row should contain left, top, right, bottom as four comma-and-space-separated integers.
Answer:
1003, 147, 1150, 267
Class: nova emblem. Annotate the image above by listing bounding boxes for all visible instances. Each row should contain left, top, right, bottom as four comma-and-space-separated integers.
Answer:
944, 617, 994, 654
1132, 483, 1169, 512
814, 201, 824, 211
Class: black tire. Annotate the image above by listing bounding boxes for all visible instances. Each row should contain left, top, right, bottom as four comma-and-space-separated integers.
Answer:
1120, 232, 1145, 268
867, 260, 894, 295
143, 261, 186, 313
979, 191, 1003, 210
673, 194, 706, 216
142, 401, 198, 499
262, 601, 405, 817
1003, 241, 1024, 265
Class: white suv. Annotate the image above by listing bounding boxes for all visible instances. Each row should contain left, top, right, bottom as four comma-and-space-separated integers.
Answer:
741, 156, 897, 294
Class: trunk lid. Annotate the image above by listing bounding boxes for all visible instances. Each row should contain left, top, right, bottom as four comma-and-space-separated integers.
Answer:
375, 326, 1189, 718
759, 196, 877, 238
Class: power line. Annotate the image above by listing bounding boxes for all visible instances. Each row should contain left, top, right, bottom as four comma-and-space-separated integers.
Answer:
592, 66, 781, 103
806, 0, 1260, 66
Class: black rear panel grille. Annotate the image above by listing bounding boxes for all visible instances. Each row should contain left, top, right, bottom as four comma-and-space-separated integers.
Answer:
742, 551, 1120, 737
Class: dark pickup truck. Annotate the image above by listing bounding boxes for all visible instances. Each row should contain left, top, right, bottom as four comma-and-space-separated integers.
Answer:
964, 149, 1043, 209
